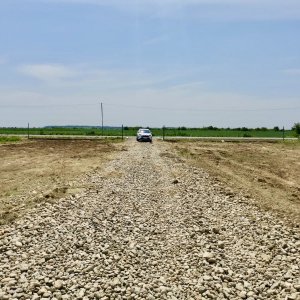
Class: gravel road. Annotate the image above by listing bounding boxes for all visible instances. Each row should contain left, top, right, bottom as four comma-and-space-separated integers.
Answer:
1, 140, 299, 300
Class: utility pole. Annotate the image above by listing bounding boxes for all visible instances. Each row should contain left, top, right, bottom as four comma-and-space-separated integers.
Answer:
101, 102, 104, 136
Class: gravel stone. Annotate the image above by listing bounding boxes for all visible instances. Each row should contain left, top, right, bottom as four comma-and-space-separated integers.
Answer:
0, 140, 299, 299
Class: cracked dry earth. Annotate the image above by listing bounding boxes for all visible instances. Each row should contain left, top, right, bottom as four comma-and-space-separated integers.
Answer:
1, 140, 299, 300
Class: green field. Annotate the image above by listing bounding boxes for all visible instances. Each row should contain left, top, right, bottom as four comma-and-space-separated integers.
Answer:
0, 126, 296, 138
154, 128, 294, 138
0, 136, 22, 143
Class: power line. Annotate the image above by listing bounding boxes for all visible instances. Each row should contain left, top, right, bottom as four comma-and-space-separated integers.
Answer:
0, 103, 97, 108
104, 103, 300, 112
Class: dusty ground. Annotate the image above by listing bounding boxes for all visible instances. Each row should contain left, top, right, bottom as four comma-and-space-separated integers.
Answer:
1, 138, 299, 225
169, 140, 300, 224
0, 139, 299, 299
0, 138, 121, 224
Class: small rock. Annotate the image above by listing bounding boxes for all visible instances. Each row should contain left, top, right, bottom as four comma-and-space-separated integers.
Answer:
287, 294, 298, 300
247, 291, 255, 297
201, 251, 217, 264
111, 278, 120, 287
77, 288, 85, 298
203, 275, 212, 281
294, 284, 300, 291
239, 291, 247, 299
236, 283, 244, 291
261, 254, 272, 262
217, 241, 225, 249
203, 252, 214, 259
20, 264, 29, 272
15, 241, 23, 247
53, 280, 63, 289
38, 287, 48, 295
158, 286, 168, 293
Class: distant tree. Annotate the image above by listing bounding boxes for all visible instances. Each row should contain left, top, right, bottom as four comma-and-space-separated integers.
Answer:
260, 127, 268, 131
273, 126, 280, 131
206, 126, 219, 130
178, 126, 187, 130
124, 126, 129, 130
292, 122, 300, 138
241, 127, 249, 131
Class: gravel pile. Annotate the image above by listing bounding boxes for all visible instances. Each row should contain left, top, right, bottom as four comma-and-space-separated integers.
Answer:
0, 140, 299, 300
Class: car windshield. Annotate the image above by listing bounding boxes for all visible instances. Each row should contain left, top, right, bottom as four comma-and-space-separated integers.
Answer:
140, 129, 150, 133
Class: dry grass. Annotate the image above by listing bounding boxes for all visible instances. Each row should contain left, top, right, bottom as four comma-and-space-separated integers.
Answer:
0, 139, 122, 224
171, 140, 300, 224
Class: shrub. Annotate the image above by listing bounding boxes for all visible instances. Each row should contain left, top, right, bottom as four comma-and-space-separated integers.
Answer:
292, 122, 300, 137
243, 133, 252, 137
86, 130, 95, 135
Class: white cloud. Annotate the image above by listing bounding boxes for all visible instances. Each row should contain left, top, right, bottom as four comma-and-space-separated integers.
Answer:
18, 64, 77, 81
5, 62, 299, 127
1, 72, 299, 128
16, 62, 187, 90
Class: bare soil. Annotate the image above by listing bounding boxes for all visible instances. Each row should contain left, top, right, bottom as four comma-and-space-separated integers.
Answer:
0, 138, 121, 224
1, 139, 299, 299
1, 138, 299, 226
170, 140, 300, 224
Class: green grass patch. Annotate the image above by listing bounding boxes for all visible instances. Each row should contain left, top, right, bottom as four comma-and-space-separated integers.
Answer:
0, 126, 296, 138
0, 136, 22, 143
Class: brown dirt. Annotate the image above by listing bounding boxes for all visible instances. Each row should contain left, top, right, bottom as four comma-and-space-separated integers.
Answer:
0, 138, 122, 224
2, 138, 299, 226
170, 140, 300, 224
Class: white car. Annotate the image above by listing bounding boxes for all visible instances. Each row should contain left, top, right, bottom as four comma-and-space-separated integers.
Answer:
136, 128, 152, 143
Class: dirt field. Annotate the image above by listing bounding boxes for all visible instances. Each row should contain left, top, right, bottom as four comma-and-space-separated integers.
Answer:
1, 138, 299, 226
1, 139, 299, 299
0, 138, 122, 224
170, 140, 300, 224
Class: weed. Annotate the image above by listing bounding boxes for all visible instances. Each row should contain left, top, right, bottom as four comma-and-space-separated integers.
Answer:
0, 136, 22, 143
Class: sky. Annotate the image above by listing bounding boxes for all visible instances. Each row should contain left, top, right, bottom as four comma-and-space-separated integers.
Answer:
0, 0, 300, 128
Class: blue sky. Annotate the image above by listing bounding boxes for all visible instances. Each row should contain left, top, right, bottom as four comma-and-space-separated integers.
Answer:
0, 0, 300, 128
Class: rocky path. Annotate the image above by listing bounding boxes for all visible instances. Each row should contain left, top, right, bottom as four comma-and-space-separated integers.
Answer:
0, 140, 299, 300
